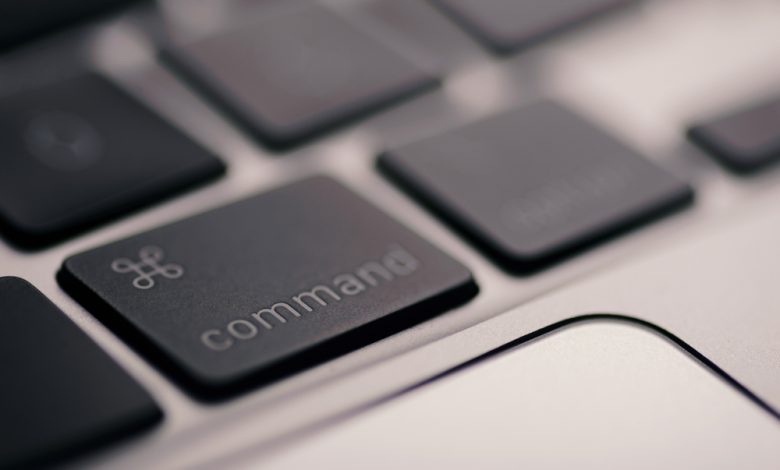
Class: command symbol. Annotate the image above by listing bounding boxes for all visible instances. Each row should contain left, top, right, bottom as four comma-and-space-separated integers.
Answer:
111, 246, 183, 289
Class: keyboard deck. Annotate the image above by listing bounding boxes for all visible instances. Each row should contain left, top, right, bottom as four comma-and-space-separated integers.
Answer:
2, 0, 780, 467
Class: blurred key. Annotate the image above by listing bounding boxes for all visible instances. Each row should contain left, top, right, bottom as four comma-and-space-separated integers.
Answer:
0, 73, 225, 249
0, 0, 144, 50
688, 95, 780, 174
0, 277, 161, 468
59, 177, 476, 398
432, 0, 634, 54
379, 101, 693, 273
164, 4, 438, 149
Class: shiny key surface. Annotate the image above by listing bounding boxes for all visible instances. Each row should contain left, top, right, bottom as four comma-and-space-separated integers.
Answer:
59, 177, 477, 399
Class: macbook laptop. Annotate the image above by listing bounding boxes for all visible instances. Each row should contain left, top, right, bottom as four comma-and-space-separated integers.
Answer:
2, 0, 780, 468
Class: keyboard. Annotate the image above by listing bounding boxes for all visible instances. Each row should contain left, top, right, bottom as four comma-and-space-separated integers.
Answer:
2, 0, 780, 467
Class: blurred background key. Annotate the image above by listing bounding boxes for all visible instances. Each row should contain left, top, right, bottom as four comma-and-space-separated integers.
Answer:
431, 0, 634, 54
0, 0, 146, 50
688, 95, 780, 175
163, 4, 438, 150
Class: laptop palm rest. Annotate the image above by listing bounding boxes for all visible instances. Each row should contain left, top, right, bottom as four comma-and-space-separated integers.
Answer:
256, 320, 780, 469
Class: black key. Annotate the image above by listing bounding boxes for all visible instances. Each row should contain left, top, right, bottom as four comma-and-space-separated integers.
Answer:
163, 5, 438, 149
59, 177, 476, 399
432, 0, 634, 54
0, 277, 161, 468
379, 101, 693, 273
0, 73, 225, 249
687, 95, 780, 174
0, 0, 144, 50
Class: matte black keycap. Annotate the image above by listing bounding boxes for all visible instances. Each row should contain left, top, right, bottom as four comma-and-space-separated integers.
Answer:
0, 72, 225, 249
379, 101, 693, 273
687, 95, 780, 174
59, 177, 476, 398
432, 0, 633, 54
163, 5, 438, 149
0, 277, 161, 468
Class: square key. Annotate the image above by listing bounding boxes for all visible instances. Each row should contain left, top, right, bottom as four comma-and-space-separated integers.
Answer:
433, 0, 633, 54
164, 4, 438, 149
0, 73, 225, 249
59, 177, 476, 399
0, 277, 161, 468
379, 101, 693, 273
687, 94, 780, 174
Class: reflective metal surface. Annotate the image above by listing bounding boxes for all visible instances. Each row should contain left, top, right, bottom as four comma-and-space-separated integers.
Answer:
258, 321, 780, 470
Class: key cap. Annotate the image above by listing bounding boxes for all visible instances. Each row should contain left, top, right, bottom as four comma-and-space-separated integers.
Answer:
432, 0, 634, 54
59, 177, 476, 399
379, 101, 693, 273
163, 5, 438, 149
687, 95, 780, 174
0, 0, 144, 50
0, 277, 161, 468
0, 72, 225, 249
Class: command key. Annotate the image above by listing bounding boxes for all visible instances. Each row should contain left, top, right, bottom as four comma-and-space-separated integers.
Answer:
59, 177, 477, 399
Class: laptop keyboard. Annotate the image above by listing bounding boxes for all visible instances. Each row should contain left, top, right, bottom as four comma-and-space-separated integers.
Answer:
1, 0, 779, 467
